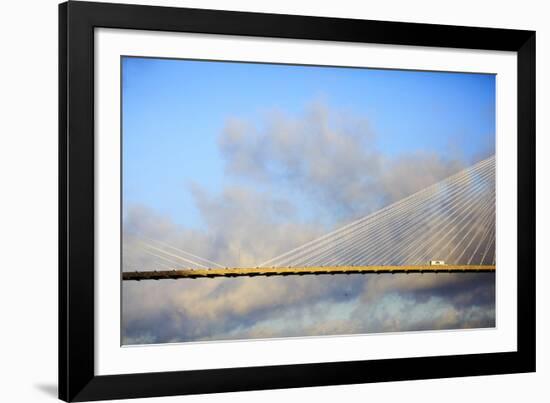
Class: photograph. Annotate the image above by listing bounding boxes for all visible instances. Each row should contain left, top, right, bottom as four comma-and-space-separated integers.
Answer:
0, 0, 542, 401
121, 57, 496, 345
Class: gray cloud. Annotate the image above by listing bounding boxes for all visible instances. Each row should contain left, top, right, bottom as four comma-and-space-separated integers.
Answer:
122, 101, 495, 344
219, 102, 466, 221
123, 270, 495, 343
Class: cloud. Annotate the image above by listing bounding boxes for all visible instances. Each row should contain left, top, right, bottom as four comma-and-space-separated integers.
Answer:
219, 102, 466, 221
123, 267, 495, 343
359, 273, 495, 303
122, 100, 495, 344
122, 206, 495, 344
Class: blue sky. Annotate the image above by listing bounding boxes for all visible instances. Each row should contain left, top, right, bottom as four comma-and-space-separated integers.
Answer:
122, 56, 495, 229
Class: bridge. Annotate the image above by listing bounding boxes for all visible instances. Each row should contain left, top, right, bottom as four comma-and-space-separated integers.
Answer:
123, 264, 495, 281
123, 155, 496, 280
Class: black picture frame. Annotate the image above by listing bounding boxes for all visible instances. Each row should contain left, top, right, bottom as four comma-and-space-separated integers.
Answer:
59, 1, 536, 401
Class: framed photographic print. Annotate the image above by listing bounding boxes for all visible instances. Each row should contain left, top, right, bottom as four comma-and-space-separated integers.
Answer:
59, 1, 536, 401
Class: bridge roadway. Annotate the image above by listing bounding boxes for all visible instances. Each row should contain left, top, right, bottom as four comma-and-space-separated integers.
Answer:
122, 264, 495, 280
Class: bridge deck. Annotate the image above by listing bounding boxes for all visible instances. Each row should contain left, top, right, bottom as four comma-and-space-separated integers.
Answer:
122, 265, 495, 281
